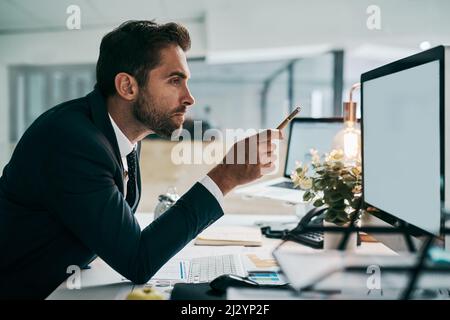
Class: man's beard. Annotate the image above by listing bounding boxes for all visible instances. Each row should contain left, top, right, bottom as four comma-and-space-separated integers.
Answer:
132, 91, 185, 138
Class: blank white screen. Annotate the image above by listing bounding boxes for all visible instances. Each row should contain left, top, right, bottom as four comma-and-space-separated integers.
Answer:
285, 122, 342, 176
363, 60, 441, 235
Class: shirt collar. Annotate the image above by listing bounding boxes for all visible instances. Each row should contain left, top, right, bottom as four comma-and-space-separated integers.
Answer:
108, 114, 136, 158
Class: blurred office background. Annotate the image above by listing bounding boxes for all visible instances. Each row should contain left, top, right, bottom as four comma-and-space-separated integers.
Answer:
1, 0, 449, 214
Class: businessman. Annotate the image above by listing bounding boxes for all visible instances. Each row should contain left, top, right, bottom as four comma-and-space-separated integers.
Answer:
0, 20, 281, 299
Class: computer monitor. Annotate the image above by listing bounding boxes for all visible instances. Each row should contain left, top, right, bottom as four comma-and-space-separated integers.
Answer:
284, 118, 352, 177
361, 45, 450, 237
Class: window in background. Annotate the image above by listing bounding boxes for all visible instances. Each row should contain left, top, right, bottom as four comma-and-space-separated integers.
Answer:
187, 58, 289, 132
292, 51, 340, 118
9, 64, 95, 143
260, 51, 343, 131
8, 53, 343, 144
262, 66, 289, 129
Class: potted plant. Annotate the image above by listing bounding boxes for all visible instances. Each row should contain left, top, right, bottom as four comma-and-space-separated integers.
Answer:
291, 149, 363, 249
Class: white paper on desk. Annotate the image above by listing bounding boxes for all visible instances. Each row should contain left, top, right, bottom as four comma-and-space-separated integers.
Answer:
152, 259, 189, 281
195, 226, 262, 246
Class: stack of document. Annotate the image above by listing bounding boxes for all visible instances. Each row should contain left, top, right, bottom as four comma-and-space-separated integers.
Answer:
195, 226, 262, 246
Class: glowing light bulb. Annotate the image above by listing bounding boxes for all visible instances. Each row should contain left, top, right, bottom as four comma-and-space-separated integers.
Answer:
333, 82, 362, 163
343, 126, 360, 160
332, 123, 361, 163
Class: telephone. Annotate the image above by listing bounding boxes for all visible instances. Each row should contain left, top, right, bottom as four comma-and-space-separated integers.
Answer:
284, 207, 326, 249
295, 207, 327, 229
260, 207, 326, 249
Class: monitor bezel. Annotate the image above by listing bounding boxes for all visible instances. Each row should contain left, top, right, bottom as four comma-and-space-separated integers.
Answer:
361, 45, 445, 238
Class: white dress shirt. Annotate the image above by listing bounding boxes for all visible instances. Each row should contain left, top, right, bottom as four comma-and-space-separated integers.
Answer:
108, 114, 224, 210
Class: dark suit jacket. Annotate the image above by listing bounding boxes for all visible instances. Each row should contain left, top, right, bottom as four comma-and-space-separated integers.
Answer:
0, 89, 223, 299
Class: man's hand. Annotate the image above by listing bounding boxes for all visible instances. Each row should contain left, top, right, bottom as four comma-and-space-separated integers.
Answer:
207, 129, 283, 196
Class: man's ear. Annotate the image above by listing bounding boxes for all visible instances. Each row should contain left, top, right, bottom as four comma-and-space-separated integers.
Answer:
114, 72, 139, 101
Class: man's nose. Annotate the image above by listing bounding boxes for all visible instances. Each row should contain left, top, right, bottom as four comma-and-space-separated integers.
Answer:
183, 87, 195, 106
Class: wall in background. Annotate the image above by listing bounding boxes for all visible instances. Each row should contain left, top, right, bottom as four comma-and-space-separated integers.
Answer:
206, 0, 450, 60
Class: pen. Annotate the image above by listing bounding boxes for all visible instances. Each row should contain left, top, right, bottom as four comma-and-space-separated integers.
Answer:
276, 106, 301, 130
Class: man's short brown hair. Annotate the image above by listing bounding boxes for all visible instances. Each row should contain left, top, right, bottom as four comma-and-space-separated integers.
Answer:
95, 20, 191, 97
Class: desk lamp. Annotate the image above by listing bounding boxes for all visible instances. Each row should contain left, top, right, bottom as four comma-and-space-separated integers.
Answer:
332, 83, 361, 163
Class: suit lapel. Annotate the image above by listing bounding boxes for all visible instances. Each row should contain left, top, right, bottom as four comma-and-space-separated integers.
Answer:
86, 89, 143, 211
86, 89, 125, 193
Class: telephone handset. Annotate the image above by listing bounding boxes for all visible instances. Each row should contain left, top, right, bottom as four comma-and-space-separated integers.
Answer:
259, 207, 327, 249
287, 207, 362, 248
284, 207, 327, 249
297, 207, 327, 228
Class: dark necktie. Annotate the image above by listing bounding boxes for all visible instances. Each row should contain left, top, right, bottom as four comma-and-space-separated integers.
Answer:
126, 149, 137, 208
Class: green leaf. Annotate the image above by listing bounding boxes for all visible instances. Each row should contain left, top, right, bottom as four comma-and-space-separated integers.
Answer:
325, 210, 337, 222
335, 183, 351, 196
313, 199, 324, 207
322, 177, 332, 186
329, 192, 344, 203
313, 179, 324, 189
342, 174, 356, 182
332, 202, 347, 214
327, 171, 339, 178
303, 191, 315, 202
343, 180, 355, 188
351, 167, 361, 177
337, 210, 349, 220
335, 217, 351, 226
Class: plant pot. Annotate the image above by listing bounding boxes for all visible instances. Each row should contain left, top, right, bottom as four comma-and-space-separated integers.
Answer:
323, 220, 359, 251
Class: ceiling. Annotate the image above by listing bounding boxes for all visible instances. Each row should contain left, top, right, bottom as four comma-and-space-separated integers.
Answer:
0, 0, 301, 84
1, 0, 444, 84
0, 0, 207, 33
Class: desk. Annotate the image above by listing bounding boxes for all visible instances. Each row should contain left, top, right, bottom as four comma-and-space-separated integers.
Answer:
47, 213, 394, 300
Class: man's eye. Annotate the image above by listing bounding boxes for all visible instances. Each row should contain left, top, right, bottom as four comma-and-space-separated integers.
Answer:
171, 78, 181, 85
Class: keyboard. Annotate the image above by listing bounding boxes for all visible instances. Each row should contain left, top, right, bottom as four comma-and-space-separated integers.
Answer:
270, 181, 295, 189
188, 254, 244, 283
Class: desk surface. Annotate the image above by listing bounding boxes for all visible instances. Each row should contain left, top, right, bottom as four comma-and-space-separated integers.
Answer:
47, 213, 393, 300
